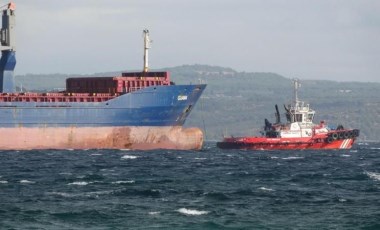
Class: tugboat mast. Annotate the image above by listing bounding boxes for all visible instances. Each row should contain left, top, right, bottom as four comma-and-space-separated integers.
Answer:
293, 78, 300, 108
143, 29, 151, 73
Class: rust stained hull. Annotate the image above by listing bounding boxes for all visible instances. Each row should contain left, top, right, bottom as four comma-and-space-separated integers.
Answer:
0, 126, 204, 150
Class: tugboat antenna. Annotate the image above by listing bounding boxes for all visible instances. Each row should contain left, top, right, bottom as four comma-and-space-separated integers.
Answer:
143, 29, 151, 73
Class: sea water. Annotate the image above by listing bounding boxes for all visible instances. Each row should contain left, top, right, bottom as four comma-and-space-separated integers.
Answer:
0, 142, 379, 229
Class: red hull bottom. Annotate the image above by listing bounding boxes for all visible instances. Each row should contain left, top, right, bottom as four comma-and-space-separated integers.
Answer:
217, 138, 355, 150
0, 126, 203, 150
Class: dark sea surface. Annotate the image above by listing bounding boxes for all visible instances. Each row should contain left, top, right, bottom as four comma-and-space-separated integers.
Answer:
0, 142, 379, 230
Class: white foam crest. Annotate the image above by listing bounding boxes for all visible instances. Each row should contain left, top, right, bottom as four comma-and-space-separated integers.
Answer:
48, 189, 115, 198
47, 192, 75, 198
194, 157, 207, 160
258, 187, 274, 191
370, 147, 380, 150
90, 153, 102, 156
112, 180, 135, 184
341, 154, 351, 157
271, 156, 279, 159
148, 211, 161, 215
177, 208, 209, 216
121, 155, 139, 160
86, 190, 115, 196
365, 172, 380, 182
59, 172, 72, 175
282, 156, 304, 160
0, 180, 8, 184
20, 180, 35, 184
100, 169, 115, 172
339, 198, 347, 202
68, 181, 90, 186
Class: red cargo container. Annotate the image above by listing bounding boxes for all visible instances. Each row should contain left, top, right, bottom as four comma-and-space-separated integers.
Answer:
66, 72, 171, 94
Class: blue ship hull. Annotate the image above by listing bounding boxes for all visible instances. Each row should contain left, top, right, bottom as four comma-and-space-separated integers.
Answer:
0, 84, 206, 127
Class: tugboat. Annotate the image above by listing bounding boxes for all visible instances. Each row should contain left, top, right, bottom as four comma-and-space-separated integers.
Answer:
217, 79, 360, 150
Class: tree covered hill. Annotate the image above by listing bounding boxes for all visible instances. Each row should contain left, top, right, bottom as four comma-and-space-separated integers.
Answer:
15, 64, 380, 142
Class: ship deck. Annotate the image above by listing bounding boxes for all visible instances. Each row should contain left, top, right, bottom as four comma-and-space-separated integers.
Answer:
0, 92, 118, 103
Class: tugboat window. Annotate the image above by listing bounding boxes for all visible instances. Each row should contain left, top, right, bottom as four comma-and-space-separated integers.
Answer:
307, 114, 314, 122
295, 114, 302, 122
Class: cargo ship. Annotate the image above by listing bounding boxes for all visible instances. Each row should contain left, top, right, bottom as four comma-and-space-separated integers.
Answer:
217, 79, 359, 150
0, 3, 206, 150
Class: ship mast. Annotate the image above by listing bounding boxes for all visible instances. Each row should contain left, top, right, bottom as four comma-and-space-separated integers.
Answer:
143, 29, 151, 73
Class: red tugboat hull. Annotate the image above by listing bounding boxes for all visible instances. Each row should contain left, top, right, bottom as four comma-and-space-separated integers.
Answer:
217, 137, 356, 150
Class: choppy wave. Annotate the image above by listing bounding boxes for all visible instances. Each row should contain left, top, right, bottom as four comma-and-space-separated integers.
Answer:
1, 142, 379, 229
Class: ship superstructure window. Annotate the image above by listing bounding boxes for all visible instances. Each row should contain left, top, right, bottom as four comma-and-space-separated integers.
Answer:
295, 114, 303, 122
307, 113, 314, 122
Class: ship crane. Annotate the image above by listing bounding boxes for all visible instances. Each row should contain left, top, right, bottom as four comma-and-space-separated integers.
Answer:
0, 1, 16, 93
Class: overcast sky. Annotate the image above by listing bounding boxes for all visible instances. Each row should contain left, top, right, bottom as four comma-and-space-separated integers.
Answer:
11, 0, 380, 82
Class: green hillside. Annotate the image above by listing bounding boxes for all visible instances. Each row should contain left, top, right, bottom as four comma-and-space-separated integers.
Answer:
15, 65, 380, 142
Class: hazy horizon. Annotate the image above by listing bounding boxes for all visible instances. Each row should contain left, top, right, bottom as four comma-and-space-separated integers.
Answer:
12, 0, 380, 82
